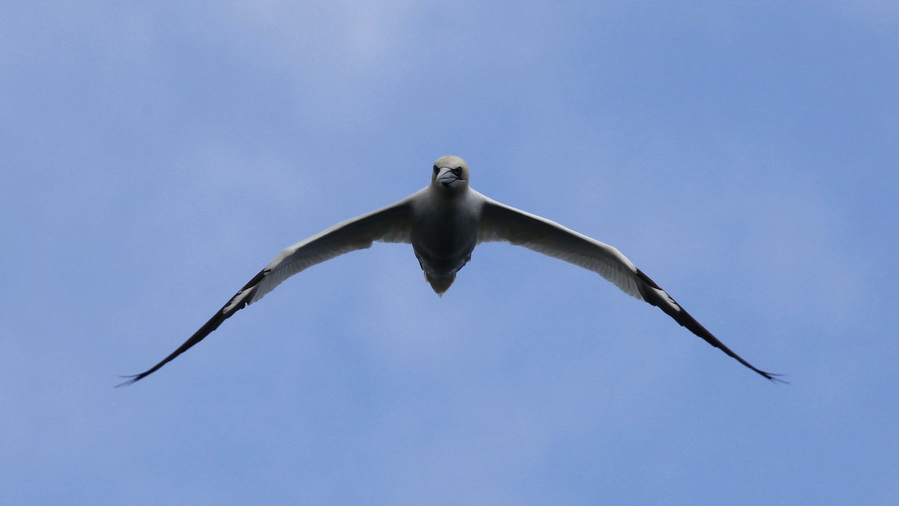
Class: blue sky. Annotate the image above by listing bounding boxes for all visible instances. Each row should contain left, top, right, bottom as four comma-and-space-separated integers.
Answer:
2, 1, 898, 504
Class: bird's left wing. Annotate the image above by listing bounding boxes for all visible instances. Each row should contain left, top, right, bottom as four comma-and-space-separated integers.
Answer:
477, 198, 782, 382
118, 199, 413, 386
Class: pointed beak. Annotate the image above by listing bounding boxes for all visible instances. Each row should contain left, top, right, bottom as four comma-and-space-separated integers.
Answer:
436, 167, 458, 186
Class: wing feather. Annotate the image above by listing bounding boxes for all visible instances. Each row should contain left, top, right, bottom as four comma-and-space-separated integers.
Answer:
118, 200, 412, 386
478, 199, 641, 298
477, 199, 782, 382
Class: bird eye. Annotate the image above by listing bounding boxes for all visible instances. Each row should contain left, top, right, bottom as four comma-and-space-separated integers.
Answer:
433, 166, 439, 174
451, 168, 462, 177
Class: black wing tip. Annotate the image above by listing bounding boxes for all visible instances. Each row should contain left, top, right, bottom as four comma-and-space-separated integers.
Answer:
733, 355, 788, 384
114, 376, 139, 388
114, 371, 152, 388
758, 370, 789, 385
114, 299, 242, 389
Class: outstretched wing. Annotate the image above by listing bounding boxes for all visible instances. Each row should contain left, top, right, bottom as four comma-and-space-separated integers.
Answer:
118, 200, 413, 386
477, 198, 782, 382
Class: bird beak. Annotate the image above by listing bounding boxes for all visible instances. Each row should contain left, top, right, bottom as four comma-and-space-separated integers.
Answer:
436, 168, 458, 186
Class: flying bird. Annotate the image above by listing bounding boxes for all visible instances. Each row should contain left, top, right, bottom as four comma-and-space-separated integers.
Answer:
120, 155, 781, 385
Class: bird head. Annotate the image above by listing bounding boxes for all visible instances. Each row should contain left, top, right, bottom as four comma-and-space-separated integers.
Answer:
431, 155, 470, 192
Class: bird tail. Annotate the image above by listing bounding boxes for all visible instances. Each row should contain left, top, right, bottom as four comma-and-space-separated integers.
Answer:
425, 272, 455, 296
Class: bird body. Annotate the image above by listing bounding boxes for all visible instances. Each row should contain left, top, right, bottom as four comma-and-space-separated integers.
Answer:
120, 155, 781, 385
409, 186, 481, 294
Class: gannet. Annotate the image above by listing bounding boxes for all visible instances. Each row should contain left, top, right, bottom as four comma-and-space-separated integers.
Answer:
120, 155, 781, 385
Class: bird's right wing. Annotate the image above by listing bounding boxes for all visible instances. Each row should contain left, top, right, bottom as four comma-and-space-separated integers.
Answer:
118, 199, 413, 385
477, 198, 644, 298
477, 197, 783, 382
